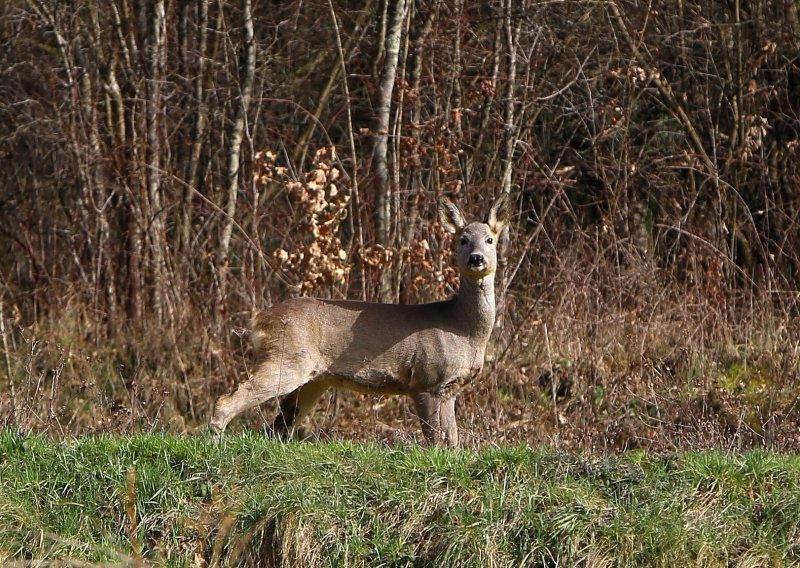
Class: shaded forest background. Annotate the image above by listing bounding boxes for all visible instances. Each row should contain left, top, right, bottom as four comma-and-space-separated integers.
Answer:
1, 0, 799, 451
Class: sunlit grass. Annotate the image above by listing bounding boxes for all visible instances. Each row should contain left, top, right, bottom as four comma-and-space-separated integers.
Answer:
1, 431, 799, 566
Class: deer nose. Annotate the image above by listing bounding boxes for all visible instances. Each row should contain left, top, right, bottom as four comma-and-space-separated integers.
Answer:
468, 253, 486, 267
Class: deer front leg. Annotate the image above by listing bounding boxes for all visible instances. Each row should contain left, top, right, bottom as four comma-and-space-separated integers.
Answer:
413, 392, 459, 448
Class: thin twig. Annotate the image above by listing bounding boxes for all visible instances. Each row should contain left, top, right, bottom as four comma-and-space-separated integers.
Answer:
328, 0, 367, 299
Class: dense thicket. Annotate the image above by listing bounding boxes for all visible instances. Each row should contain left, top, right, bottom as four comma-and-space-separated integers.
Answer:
1, 0, 798, 448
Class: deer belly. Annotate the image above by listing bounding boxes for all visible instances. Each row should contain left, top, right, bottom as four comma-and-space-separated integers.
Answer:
327, 371, 409, 396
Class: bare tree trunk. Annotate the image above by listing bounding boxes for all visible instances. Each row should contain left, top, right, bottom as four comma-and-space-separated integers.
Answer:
373, 0, 408, 300
144, 0, 170, 324
106, 0, 145, 328
79, 34, 118, 323
495, 0, 520, 332
373, 0, 389, 79
87, 3, 119, 323
402, 5, 436, 300
373, 0, 407, 245
216, 0, 255, 322
450, 0, 463, 137
500, 0, 519, 197
387, 2, 412, 302
181, 0, 210, 259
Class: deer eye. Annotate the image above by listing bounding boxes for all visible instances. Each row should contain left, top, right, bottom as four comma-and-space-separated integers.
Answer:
486, 236, 494, 245
459, 236, 469, 245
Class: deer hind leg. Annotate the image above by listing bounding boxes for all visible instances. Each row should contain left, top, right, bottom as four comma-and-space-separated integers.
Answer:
413, 392, 459, 448
210, 359, 313, 434
271, 378, 331, 439
439, 396, 458, 448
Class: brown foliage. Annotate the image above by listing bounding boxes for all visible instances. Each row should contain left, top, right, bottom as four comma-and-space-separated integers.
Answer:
1, 0, 799, 450
267, 147, 351, 295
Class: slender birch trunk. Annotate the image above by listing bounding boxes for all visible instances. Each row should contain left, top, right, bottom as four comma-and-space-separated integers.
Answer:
403, 6, 435, 301
216, 0, 255, 322
373, 0, 407, 246
145, 0, 170, 324
373, 0, 408, 300
181, 0, 210, 258
495, 0, 520, 331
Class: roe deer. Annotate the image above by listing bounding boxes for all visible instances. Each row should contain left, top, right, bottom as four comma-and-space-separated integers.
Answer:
210, 193, 511, 446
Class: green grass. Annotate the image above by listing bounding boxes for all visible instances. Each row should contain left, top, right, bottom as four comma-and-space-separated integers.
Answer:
1, 431, 799, 567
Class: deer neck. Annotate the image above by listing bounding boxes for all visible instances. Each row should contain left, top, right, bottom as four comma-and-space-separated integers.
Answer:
453, 274, 496, 338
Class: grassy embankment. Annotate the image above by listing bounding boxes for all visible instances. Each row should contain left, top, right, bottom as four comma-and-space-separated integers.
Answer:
1, 430, 799, 567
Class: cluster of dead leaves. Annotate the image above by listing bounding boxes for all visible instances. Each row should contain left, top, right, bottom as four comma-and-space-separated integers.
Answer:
254, 147, 351, 295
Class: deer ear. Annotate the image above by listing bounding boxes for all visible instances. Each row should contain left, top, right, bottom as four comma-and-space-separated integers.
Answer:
487, 192, 510, 234
439, 196, 466, 234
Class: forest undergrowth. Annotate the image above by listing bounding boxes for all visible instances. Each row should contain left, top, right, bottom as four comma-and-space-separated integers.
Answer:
2, 255, 799, 453
1, 0, 800, 452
